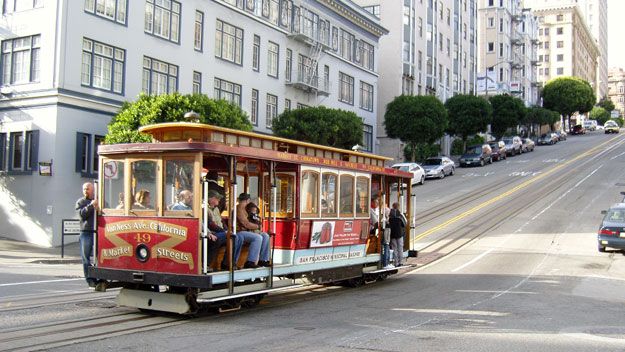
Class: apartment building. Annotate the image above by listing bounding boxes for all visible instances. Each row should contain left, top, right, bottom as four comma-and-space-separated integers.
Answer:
608, 67, 625, 117
477, 0, 540, 106
0, 0, 387, 246
354, 0, 478, 161
524, 0, 607, 100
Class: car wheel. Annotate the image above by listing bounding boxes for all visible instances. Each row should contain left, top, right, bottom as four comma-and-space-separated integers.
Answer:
598, 245, 606, 253
488, 157, 493, 164
439, 171, 445, 179
480, 159, 485, 167
450, 167, 455, 176
420, 175, 425, 185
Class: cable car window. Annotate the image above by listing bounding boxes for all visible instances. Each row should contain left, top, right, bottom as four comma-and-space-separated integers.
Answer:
355, 176, 369, 217
339, 174, 354, 217
102, 159, 125, 211
131, 160, 157, 212
301, 170, 319, 217
264, 173, 294, 217
164, 159, 195, 214
321, 172, 337, 217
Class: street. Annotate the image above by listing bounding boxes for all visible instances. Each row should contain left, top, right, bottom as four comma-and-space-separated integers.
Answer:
2, 130, 625, 351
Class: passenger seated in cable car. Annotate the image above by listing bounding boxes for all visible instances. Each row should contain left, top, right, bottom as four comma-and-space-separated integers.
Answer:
132, 190, 153, 209
170, 190, 193, 211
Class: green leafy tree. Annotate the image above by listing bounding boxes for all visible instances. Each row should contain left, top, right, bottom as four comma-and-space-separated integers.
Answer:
525, 107, 559, 135
106, 93, 252, 144
403, 143, 440, 163
445, 94, 492, 152
272, 106, 363, 149
598, 96, 616, 113
590, 106, 612, 126
489, 94, 527, 140
542, 77, 596, 132
384, 95, 448, 162
451, 135, 486, 155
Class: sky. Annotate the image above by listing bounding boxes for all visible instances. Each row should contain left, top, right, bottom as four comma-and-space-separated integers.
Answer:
607, 0, 625, 69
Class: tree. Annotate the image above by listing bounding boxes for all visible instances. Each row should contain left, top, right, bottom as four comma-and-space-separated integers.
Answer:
597, 96, 616, 113
489, 94, 527, 140
384, 95, 448, 162
445, 94, 492, 152
272, 106, 363, 149
525, 107, 560, 134
542, 77, 596, 132
106, 93, 252, 144
589, 106, 611, 126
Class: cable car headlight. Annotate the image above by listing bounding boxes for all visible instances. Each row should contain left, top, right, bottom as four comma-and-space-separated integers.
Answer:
135, 243, 150, 263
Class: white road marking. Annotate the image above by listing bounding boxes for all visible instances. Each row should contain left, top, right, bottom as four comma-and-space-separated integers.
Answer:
451, 248, 494, 272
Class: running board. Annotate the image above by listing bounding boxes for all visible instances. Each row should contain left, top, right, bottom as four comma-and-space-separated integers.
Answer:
365, 264, 414, 274
196, 284, 303, 303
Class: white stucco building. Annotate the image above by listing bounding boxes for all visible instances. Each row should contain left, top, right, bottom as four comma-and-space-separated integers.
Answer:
0, 0, 387, 246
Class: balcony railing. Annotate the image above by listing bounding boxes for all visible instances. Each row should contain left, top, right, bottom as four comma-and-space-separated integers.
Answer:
285, 69, 331, 95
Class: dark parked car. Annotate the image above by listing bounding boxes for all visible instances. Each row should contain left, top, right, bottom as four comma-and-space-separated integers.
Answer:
502, 136, 522, 156
459, 144, 492, 167
598, 204, 625, 252
571, 125, 585, 135
537, 133, 557, 145
521, 138, 535, 152
554, 130, 567, 141
488, 141, 507, 161
422, 156, 455, 179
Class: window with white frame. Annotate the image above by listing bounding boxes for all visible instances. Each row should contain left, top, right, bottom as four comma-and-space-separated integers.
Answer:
1, 34, 40, 85
339, 72, 354, 105
252, 35, 260, 71
4, 0, 42, 13
487, 17, 494, 27
285, 98, 291, 111
144, 0, 180, 43
194, 10, 203, 51
267, 41, 279, 78
251, 89, 258, 125
266, 93, 277, 128
192, 71, 201, 94
81, 38, 125, 94
84, 0, 126, 24
359, 81, 373, 111
142, 56, 178, 95
0, 132, 5, 170
340, 29, 354, 61
361, 41, 374, 70
8, 130, 38, 174
214, 77, 241, 106
285, 49, 292, 81
215, 19, 243, 65
362, 5, 379, 18
362, 124, 373, 152
75, 132, 104, 177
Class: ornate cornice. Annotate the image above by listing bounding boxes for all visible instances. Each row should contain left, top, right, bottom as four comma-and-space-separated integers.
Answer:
316, 0, 388, 37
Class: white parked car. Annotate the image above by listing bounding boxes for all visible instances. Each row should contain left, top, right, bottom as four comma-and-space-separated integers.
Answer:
391, 162, 426, 186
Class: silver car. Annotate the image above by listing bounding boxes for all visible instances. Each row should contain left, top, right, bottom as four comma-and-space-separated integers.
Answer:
422, 156, 455, 179
391, 162, 426, 186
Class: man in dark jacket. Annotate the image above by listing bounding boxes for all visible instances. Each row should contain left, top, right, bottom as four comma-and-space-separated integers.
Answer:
76, 182, 100, 288
388, 202, 407, 266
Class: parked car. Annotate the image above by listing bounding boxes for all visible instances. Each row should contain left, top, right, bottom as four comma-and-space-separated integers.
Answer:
502, 136, 522, 156
488, 140, 507, 161
521, 138, 535, 152
604, 120, 620, 134
583, 120, 597, 131
391, 163, 426, 186
571, 125, 585, 135
537, 133, 557, 145
554, 130, 567, 141
459, 144, 492, 167
422, 156, 455, 179
598, 204, 625, 252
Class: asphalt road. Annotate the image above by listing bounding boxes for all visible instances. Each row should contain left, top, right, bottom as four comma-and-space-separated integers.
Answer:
3, 130, 625, 351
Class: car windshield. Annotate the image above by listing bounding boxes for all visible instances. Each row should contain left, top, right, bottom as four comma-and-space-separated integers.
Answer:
502, 138, 512, 143
540, 134, 548, 138
467, 146, 482, 154
393, 165, 410, 171
424, 159, 442, 166
605, 209, 625, 222
605, 121, 617, 127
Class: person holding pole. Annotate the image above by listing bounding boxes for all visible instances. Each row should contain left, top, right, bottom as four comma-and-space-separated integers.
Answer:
75, 182, 103, 288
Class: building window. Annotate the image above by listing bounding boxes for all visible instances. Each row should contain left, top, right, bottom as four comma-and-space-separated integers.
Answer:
557, 54, 563, 62
544, 41, 549, 49
361, 41, 374, 70
419, 17, 423, 37
81, 38, 125, 94
339, 72, 354, 104
194, 10, 203, 51
446, 38, 450, 57
285, 49, 292, 81
363, 5, 380, 18
144, 0, 180, 43
215, 19, 243, 65
266, 93, 277, 128
544, 28, 549, 35
557, 27, 563, 35
251, 89, 258, 125
267, 41, 279, 78
499, 18, 504, 32
252, 35, 260, 72
499, 43, 503, 57
75, 132, 104, 177
1, 34, 40, 85
142, 56, 177, 95
84, 0, 126, 24
192, 71, 201, 94
620, 86, 624, 94
545, 67, 549, 76
439, 33, 443, 51
362, 124, 373, 152
488, 17, 494, 27
556, 14, 563, 21
359, 81, 373, 111
0, 132, 5, 170
557, 67, 563, 75
557, 40, 563, 48
214, 77, 241, 106
544, 54, 549, 62
487, 42, 494, 52
340, 29, 354, 61
8, 130, 38, 174
285, 98, 291, 111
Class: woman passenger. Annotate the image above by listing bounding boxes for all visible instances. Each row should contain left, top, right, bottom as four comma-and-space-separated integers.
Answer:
133, 190, 153, 209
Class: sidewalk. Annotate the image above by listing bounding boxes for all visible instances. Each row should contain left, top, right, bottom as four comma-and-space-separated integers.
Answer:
0, 236, 81, 265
